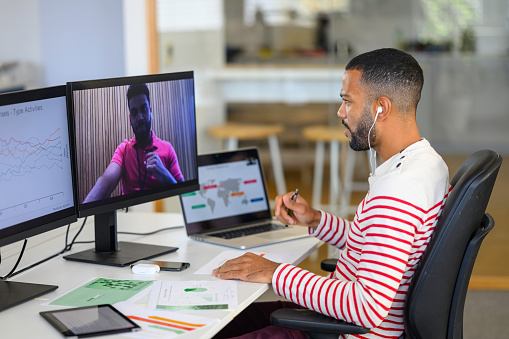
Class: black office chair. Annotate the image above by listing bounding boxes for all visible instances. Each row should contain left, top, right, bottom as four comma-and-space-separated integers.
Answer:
271, 150, 502, 339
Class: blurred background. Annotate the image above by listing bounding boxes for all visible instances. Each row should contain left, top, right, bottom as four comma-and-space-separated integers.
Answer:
1, 1, 508, 335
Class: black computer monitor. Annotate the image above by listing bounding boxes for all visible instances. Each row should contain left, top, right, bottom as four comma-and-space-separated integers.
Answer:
0, 86, 77, 311
64, 71, 199, 267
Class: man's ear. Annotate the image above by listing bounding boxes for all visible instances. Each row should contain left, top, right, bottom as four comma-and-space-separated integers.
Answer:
375, 96, 391, 121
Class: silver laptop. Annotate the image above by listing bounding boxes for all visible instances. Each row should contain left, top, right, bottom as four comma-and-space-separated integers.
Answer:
179, 148, 308, 249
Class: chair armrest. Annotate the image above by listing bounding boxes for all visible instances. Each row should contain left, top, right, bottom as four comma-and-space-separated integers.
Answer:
270, 308, 370, 335
321, 258, 337, 272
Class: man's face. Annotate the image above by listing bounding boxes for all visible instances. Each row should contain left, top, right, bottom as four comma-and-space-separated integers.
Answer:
129, 94, 152, 140
337, 70, 376, 151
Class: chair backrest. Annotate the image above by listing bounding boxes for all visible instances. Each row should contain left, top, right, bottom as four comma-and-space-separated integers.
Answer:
403, 150, 502, 339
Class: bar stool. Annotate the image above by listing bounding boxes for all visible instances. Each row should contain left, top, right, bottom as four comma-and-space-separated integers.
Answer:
302, 125, 369, 217
208, 123, 287, 196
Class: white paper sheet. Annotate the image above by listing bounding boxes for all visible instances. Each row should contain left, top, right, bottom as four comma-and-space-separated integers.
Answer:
114, 301, 219, 339
148, 280, 238, 311
194, 250, 298, 275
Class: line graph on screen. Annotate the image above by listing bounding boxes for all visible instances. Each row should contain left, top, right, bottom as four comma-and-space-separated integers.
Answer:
0, 124, 73, 228
0, 128, 64, 182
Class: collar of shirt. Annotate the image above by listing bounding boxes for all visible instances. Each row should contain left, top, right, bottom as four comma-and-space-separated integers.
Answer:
369, 138, 429, 186
132, 130, 158, 152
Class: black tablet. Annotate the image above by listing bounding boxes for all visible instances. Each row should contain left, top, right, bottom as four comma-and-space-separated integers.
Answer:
40, 304, 141, 338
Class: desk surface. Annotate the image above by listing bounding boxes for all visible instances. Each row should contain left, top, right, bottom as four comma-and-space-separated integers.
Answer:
0, 212, 321, 338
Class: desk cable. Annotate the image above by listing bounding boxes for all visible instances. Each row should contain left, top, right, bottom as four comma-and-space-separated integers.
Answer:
118, 226, 183, 236
0, 217, 88, 280
0, 217, 182, 280
68, 226, 184, 244
0, 239, 28, 280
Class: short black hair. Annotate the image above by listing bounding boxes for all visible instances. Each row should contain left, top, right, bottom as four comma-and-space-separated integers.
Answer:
345, 48, 423, 113
126, 83, 150, 108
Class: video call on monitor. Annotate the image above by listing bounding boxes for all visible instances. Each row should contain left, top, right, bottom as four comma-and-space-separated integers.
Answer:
69, 72, 199, 215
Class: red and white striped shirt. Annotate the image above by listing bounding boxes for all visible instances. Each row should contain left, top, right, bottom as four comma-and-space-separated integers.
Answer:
272, 139, 450, 339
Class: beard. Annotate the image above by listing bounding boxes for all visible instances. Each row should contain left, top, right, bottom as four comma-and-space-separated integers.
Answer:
343, 105, 377, 151
134, 119, 151, 141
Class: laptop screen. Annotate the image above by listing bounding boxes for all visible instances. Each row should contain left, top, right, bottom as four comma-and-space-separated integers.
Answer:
180, 148, 273, 235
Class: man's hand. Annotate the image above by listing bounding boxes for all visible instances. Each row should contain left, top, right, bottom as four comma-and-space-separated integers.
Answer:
212, 252, 280, 284
146, 152, 177, 184
274, 192, 321, 229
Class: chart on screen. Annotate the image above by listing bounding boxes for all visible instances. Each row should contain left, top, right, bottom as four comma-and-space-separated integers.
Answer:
180, 158, 268, 223
0, 96, 74, 230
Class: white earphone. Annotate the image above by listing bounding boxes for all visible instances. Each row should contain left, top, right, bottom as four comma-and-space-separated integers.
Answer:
368, 107, 382, 176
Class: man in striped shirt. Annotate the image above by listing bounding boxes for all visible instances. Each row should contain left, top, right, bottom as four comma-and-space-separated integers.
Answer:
213, 48, 450, 339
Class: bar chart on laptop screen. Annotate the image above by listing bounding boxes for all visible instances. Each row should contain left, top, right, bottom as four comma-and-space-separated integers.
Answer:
0, 96, 74, 230
181, 159, 268, 223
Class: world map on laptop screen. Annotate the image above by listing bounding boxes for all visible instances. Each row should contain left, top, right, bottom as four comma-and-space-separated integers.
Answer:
180, 158, 269, 224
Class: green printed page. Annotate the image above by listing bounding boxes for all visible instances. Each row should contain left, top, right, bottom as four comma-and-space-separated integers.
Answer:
50, 278, 153, 307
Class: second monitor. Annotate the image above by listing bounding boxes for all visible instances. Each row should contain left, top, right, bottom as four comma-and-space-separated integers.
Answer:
64, 71, 199, 266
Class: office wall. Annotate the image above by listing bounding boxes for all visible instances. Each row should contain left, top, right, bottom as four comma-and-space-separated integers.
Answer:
40, 0, 125, 86
0, 0, 42, 64
0, 0, 43, 89
123, 1, 149, 77
0, 0, 126, 88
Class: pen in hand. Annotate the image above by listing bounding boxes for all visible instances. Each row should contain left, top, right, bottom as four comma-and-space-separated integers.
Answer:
287, 189, 299, 219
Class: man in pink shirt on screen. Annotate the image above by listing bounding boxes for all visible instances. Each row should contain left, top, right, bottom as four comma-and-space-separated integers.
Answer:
83, 84, 184, 203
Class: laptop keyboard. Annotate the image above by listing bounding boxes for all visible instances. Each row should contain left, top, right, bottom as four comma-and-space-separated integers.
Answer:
209, 223, 285, 240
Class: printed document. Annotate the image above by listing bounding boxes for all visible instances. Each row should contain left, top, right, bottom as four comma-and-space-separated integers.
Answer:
148, 280, 238, 310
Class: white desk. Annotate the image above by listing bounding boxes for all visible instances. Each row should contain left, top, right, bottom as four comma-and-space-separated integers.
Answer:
0, 212, 321, 338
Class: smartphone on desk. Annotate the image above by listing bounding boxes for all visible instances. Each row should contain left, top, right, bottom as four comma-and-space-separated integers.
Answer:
133, 260, 190, 271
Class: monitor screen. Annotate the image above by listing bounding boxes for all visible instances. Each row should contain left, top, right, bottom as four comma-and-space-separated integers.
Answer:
64, 71, 199, 266
0, 86, 76, 247
180, 148, 272, 234
0, 85, 77, 312
70, 71, 198, 215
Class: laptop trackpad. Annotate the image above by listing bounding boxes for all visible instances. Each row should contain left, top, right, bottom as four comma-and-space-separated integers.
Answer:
258, 231, 292, 239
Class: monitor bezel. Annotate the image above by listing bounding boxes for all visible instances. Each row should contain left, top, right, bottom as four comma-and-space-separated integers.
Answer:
0, 85, 78, 248
67, 71, 199, 218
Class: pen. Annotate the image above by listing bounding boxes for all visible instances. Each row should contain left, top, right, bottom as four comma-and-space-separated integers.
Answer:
287, 189, 299, 218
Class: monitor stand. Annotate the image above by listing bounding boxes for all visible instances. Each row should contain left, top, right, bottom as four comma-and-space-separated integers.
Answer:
63, 210, 178, 267
0, 281, 57, 312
